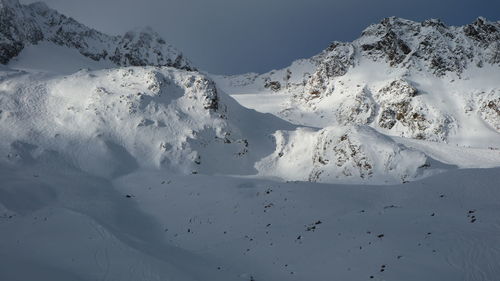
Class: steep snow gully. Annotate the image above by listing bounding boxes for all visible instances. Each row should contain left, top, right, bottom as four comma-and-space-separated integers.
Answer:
1, 1, 500, 280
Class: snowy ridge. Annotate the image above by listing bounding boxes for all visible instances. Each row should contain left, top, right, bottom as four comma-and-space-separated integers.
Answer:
0, 0, 193, 70
214, 17, 500, 145
0, 66, 293, 178
0, 8, 498, 184
2, 64, 474, 185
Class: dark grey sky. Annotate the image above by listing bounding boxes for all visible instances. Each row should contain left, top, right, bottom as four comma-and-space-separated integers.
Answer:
21, 0, 500, 74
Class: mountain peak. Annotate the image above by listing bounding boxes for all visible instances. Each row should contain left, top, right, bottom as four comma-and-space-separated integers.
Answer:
215, 16, 500, 150
379, 16, 417, 26
0, 1, 194, 70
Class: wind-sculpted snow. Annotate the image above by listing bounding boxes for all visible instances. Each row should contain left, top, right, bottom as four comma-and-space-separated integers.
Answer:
0, 0, 193, 70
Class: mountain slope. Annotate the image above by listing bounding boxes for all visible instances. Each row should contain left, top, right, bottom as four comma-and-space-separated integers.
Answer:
0, 65, 296, 178
2, 159, 500, 281
0, 0, 193, 70
1, 11, 498, 184
214, 17, 500, 145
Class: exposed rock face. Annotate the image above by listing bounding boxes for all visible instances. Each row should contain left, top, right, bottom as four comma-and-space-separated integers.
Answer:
375, 80, 454, 141
0, 0, 194, 70
305, 42, 356, 95
479, 90, 500, 132
309, 128, 374, 181
359, 17, 500, 76
361, 28, 412, 66
264, 79, 281, 92
0, 0, 42, 63
183, 75, 219, 111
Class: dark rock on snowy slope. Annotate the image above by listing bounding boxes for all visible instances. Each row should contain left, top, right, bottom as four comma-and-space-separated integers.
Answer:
0, 0, 194, 70
215, 17, 500, 142
217, 16, 500, 94
359, 17, 500, 76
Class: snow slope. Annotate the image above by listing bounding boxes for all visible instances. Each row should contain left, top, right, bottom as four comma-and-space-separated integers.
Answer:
1, 160, 500, 281
1, 63, 456, 184
0, 65, 298, 178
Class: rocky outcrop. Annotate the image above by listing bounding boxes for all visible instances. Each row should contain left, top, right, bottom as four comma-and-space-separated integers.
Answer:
478, 90, 500, 132
256, 126, 430, 184
264, 79, 281, 92
358, 17, 500, 76
305, 42, 355, 96
375, 79, 454, 141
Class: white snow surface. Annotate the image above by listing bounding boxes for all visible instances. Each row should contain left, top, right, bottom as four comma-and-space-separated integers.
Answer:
0, 65, 296, 178
1, 161, 500, 281
7, 41, 115, 74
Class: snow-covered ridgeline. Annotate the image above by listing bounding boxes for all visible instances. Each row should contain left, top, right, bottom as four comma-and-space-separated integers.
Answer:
0, 3, 499, 184
214, 17, 500, 145
0, 0, 193, 70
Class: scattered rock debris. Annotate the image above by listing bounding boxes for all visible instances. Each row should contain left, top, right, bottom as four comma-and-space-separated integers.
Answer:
467, 210, 478, 223
305, 220, 323, 232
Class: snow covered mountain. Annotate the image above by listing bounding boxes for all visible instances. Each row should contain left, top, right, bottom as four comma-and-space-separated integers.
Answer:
0, 6, 498, 184
0, 0, 291, 180
1, 2, 500, 281
215, 17, 500, 143
214, 17, 500, 183
0, 65, 297, 179
0, 0, 193, 70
